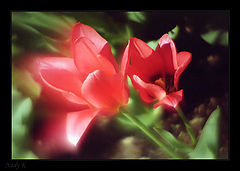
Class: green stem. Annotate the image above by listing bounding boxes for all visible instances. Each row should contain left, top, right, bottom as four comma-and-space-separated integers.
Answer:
121, 111, 183, 159
175, 105, 197, 146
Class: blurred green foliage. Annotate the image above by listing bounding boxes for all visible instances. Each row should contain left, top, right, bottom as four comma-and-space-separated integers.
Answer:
12, 12, 75, 39
12, 86, 38, 159
188, 107, 221, 159
117, 77, 163, 131
153, 128, 194, 154
147, 39, 159, 50
126, 12, 146, 23
12, 12, 134, 60
201, 29, 228, 46
153, 106, 222, 159
12, 65, 41, 101
168, 25, 180, 40
12, 12, 76, 58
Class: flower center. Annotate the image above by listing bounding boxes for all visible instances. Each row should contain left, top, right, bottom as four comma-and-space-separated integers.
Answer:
154, 74, 175, 94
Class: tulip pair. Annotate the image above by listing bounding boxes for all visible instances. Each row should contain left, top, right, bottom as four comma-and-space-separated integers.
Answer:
28, 22, 191, 154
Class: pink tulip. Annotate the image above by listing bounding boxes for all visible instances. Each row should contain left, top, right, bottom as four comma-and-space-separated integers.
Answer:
27, 22, 129, 155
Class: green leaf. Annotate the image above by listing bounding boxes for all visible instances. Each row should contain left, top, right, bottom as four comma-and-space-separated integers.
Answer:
108, 25, 133, 45
12, 87, 33, 143
188, 106, 221, 159
118, 103, 163, 131
153, 128, 194, 154
12, 12, 75, 39
12, 141, 39, 159
12, 12, 76, 57
12, 67, 41, 100
201, 29, 228, 46
147, 39, 159, 50
219, 31, 228, 46
12, 44, 23, 57
127, 12, 146, 23
12, 86, 38, 159
138, 107, 163, 126
126, 77, 149, 114
12, 34, 23, 57
14, 98, 32, 123
168, 25, 180, 40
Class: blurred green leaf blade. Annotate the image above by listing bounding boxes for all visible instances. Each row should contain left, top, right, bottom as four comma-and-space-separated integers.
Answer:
147, 39, 159, 51
201, 29, 228, 46
12, 86, 38, 159
168, 25, 179, 40
12, 12, 76, 58
117, 77, 163, 130
16, 97, 32, 122
127, 12, 146, 23
188, 106, 221, 159
153, 128, 194, 154
12, 12, 75, 39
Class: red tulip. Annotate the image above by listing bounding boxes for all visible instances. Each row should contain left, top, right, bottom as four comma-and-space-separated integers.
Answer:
27, 22, 129, 152
121, 34, 191, 109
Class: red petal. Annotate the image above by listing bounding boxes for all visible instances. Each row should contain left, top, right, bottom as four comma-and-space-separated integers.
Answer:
73, 37, 116, 78
120, 41, 130, 77
153, 89, 183, 109
71, 22, 107, 53
174, 52, 192, 90
156, 34, 178, 74
130, 37, 154, 59
66, 109, 99, 146
39, 60, 82, 97
71, 22, 119, 72
81, 70, 128, 113
176, 51, 192, 67
97, 42, 119, 74
37, 57, 88, 109
131, 74, 166, 103
40, 74, 88, 108
124, 37, 165, 83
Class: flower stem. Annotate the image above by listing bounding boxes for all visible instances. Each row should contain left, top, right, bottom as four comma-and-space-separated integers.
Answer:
121, 111, 183, 159
175, 105, 197, 146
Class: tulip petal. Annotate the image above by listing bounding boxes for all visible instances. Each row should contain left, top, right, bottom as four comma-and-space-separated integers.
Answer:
36, 57, 88, 109
174, 52, 192, 90
124, 38, 165, 83
66, 109, 99, 146
73, 37, 116, 78
99, 43, 120, 73
131, 74, 166, 103
71, 22, 119, 72
121, 42, 130, 77
40, 65, 82, 97
156, 34, 178, 74
130, 37, 154, 59
71, 22, 107, 53
81, 70, 128, 113
153, 89, 183, 109
176, 51, 192, 68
